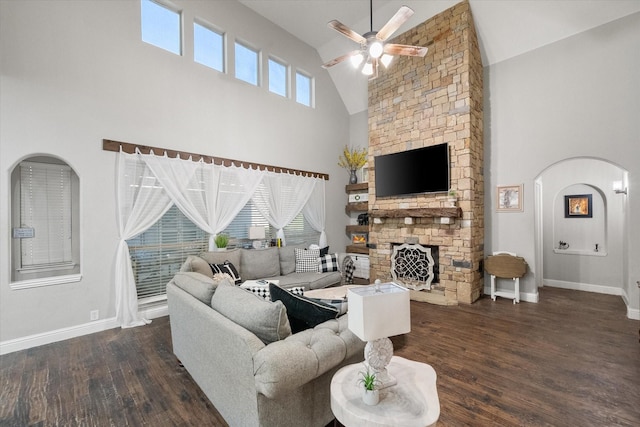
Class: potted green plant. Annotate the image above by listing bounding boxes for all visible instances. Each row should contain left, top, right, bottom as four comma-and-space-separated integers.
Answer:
357, 367, 380, 406
447, 189, 457, 207
338, 145, 367, 184
214, 233, 229, 250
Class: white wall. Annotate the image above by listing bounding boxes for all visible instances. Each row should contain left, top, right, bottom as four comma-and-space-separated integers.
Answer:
484, 12, 639, 317
0, 0, 351, 345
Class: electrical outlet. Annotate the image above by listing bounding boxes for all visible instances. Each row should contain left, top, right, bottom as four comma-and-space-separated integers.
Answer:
90, 310, 99, 321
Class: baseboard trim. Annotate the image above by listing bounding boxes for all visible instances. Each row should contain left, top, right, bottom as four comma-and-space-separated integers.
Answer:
0, 303, 169, 355
483, 287, 539, 303
543, 279, 623, 296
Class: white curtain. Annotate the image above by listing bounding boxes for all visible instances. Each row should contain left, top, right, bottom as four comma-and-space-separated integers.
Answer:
302, 178, 327, 248
206, 165, 264, 249
115, 151, 173, 328
252, 173, 317, 246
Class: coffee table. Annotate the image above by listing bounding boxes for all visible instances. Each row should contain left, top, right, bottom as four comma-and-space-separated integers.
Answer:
330, 356, 440, 427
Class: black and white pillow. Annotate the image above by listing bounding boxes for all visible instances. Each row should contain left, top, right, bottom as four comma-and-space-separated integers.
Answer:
294, 248, 320, 273
209, 261, 242, 284
318, 253, 340, 273
269, 283, 338, 333
248, 285, 304, 301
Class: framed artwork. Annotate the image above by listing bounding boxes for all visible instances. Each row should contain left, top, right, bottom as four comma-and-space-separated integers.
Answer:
351, 233, 367, 245
496, 184, 523, 212
360, 166, 369, 183
564, 194, 592, 218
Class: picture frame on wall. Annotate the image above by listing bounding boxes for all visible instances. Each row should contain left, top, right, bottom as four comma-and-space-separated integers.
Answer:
496, 184, 523, 212
564, 194, 592, 218
360, 166, 369, 183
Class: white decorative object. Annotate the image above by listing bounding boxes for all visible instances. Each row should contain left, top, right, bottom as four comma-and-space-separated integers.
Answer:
362, 389, 379, 406
391, 243, 435, 291
348, 282, 410, 389
349, 192, 369, 203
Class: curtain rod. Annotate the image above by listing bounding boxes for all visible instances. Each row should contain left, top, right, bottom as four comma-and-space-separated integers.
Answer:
102, 139, 329, 180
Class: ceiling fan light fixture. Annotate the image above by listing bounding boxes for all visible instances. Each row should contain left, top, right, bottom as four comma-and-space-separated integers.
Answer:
351, 53, 364, 68
362, 61, 374, 76
380, 54, 393, 68
369, 40, 384, 59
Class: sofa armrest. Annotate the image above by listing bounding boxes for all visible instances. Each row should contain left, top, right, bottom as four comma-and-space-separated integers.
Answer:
253, 315, 364, 399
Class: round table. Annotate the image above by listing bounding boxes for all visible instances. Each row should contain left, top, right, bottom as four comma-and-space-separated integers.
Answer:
331, 356, 440, 427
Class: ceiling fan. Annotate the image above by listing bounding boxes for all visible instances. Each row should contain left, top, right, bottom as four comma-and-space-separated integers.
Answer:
322, 0, 429, 79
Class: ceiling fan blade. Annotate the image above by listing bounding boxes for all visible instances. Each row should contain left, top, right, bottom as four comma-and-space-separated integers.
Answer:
376, 6, 414, 42
327, 20, 366, 44
322, 50, 362, 69
384, 43, 428, 57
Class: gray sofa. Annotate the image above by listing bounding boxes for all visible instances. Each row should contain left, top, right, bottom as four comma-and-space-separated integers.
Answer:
167, 271, 365, 427
180, 246, 342, 290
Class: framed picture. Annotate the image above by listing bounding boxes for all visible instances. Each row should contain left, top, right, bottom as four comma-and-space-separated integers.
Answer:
360, 166, 369, 183
496, 184, 523, 212
564, 194, 592, 218
351, 233, 367, 245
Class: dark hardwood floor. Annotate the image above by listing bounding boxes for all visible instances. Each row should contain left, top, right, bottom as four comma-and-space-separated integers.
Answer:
1, 287, 638, 426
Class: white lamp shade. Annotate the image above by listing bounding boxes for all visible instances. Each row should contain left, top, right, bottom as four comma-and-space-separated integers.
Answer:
248, 226, 266, 240
348, 282, 411, 342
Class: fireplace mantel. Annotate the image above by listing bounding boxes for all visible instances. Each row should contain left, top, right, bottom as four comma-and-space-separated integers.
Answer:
370, 207, 462, 219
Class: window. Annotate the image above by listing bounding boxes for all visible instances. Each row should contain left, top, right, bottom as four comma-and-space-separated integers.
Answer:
235, 41, 259, 86
296, 71, 313, 107
194, 21, 224, 72
141, 0, 181, 55
10, 157, 81, 288
127, 205, 209, 304
222, 200, 319, 248
268, 57, 288, 97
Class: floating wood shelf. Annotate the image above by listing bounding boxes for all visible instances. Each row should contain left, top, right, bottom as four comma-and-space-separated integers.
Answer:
346, 225, 369, 234
345, 202, 369, 213
346, 245, 369, 254
370, 207, 462, 219
345, 182, 368, 192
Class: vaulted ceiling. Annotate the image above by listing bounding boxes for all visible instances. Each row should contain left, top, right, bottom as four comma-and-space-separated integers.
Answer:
239, 0, 640, 114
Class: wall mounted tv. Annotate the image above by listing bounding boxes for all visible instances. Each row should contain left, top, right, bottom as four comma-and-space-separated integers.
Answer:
374, 143, 450, 198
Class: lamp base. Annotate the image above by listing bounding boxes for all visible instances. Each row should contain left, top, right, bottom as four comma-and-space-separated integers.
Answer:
364, 337, 396, 389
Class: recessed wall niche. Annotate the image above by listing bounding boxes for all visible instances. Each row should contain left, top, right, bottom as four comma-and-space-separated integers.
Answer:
553, 184, 606, 256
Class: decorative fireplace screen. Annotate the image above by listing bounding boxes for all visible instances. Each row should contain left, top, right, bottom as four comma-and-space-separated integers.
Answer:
391, 243, 435, 291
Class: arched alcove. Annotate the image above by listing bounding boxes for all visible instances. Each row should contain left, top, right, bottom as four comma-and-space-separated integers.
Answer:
535, 157, 627, 295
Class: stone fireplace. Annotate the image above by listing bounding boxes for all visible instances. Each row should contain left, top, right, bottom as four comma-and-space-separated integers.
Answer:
367, 0, 484, 304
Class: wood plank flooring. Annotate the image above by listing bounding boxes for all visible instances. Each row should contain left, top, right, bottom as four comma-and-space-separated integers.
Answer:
1, 287, 638, 426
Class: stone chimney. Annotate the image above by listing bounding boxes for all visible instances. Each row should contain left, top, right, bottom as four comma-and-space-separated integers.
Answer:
368, 0, 484, 304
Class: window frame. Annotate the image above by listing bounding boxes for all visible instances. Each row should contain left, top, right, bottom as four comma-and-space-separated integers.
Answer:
234, 39, 261, 86
295, 70, 314, 107
193, 19, 225, 73
268, 56, 289, 98
141, 0, 183, 56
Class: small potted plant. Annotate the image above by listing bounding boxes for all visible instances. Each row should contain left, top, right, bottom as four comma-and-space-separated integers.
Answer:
447, 189, 457, 207
214, 234, 229, 250
357, 366, 380, 406
338, 145, 368, 184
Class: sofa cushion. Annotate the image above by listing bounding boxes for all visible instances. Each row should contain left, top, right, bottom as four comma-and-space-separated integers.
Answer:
211, 281, 291, 345
171, 271, 229, 305
200, 249, 242, 274
278, 244, 306, 275
269, 283, 338, 333
181, 255, 215, 279
209, 260, 242, 284
318, 253, 340, 273
294, 248, 320, 273
241, 247, 280, 280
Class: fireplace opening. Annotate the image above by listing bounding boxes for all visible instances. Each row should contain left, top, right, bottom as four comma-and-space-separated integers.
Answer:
391, 243, 440, 291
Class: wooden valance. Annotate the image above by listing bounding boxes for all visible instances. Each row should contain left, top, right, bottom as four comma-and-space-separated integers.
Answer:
102, 139, 329, 180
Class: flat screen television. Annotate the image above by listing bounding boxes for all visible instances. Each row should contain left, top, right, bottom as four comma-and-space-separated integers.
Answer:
374, 143, 450, 198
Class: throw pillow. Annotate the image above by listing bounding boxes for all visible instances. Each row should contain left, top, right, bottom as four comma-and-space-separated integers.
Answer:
319, 246, 330, 257
294, 248, 320, 273
211, 281, 291, 345
171, 272, 221, 305
278, 244, 306, 275
248, 285, 304, 301
241, 247, 280, 280
209, 261, 242, 284
269, 283, 338, 333
310, 298, 348, 316
318, 253, 340, 273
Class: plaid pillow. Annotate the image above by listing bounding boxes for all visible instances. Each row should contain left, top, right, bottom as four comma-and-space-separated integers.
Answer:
248, 285, 304, 301
294, 248, 320, 273
318, 253, 340, 273
342, 255, 356, 284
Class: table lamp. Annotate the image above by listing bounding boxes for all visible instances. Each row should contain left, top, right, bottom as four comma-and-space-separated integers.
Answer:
248, 226, 266, 249
348, 281, 411, 388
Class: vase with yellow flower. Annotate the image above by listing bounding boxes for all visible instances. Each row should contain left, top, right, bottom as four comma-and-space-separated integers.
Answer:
337, 146, 367, 184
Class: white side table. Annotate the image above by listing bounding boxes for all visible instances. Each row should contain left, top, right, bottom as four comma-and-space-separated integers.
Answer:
331, 356, 440, 427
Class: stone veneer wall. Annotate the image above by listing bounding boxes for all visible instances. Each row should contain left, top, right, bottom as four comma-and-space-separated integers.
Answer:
368, 0, 484, 304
